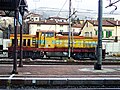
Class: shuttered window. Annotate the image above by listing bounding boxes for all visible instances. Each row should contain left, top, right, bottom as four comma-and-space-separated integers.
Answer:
106, 31, 112, 38
95, 31, 97, 35
102, 31, 104, 38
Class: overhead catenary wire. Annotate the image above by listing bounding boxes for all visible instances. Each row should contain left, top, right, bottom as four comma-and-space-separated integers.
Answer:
49, 0, 68, 30
56, 0, 68, 16
106, 0, 120, 13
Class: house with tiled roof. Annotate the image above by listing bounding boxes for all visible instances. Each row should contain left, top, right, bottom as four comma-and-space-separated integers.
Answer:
81, 20, 120, 42
28, 20, 69, 35
27, 17, 84, 35
72, 24, 83, 35
48, 16, 67, 22
106, 20, 120, 41
24, 12, 42, 22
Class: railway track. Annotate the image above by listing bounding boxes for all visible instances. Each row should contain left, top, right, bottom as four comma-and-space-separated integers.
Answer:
0, 57, 120, 65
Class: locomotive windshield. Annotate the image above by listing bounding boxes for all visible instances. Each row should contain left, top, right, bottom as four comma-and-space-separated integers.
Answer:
43, 32, 54, 37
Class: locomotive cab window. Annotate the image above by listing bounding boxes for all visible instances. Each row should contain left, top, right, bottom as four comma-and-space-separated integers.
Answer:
12, 39, 15, 46
11, 39, 18, 46
32, 37, 36, 44
27, 39, 31, 46
46, 32, 54, 37
23, 39, 26, 46
36, 32, 39, 37
41, 32, 45, 36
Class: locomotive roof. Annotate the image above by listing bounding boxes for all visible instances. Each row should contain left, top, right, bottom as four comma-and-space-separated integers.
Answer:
36, 30, 56, 33
10, 34, 36, 37
0, 0, 27, 11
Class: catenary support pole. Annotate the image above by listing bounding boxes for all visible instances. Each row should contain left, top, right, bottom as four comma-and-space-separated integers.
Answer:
68, 0, 71, 59
12, 7, 19, 74
19, 6, 24, 67
94, 0, 103, 70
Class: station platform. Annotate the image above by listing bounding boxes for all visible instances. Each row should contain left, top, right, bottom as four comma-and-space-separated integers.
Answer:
0, 64, 120, 87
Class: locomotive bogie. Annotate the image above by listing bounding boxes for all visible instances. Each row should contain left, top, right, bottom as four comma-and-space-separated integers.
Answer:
45, 52, 68, 57
72, 52, 97, 60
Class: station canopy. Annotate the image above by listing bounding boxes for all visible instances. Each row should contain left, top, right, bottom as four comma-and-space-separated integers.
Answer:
0, 0, 27, 16
0, 0, 27, 10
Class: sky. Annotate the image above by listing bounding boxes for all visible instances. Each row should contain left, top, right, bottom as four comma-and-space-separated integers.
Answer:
26, 0, 120, 19
26, 0, 120, 12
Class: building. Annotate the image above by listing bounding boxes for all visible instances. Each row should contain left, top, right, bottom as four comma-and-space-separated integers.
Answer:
28, 20, 69, 35
24, 12, 42, 22
81, 20, 120, 56
81, 20, 120, 41
27, 16, 84, 35
71, 24, 83, 35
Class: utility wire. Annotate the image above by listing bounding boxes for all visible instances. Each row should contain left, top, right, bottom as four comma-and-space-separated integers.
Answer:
49, 0, 68, 30
56, 0, 68, 16
106, 0, 120, 13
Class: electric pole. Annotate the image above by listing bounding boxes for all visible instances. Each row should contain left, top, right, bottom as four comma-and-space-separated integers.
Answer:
68, 0, 71, 59
12, 1, 19, 74
94, 0, 103, 70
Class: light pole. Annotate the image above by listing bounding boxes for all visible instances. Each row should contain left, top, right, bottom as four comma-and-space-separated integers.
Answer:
94, 0, 103, 70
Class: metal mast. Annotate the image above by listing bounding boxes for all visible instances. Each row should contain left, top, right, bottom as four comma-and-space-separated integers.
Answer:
94, 0, 103, 70
68, 0, 71, 59
19, 6, 25, 67
12, 0, 19, 74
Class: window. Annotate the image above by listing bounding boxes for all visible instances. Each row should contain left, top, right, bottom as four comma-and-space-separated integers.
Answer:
42, 32, 45, 36
106, 31, 112, 38
95, 31, 104, 38
46, 32, 54, 37
12, 39, 18, 46
12, 39, 15, 46
32, 37, 36, 44
36, 32, 39, 37
31, 18, 34, 21
90, 32, 92, 37
60, 30, 63, 32
95, 31, 97, 35
37, 24, 41, 27
73, 29, 75, 32
27, 17, 30, 19
35, 18, 38, 20
27, 39, 31, 46
85, 32, 89, 37
102, 31, 104, 38
23, 39, 26, 46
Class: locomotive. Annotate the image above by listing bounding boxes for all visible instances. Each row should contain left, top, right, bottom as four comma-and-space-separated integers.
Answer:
8, 31, 105, 59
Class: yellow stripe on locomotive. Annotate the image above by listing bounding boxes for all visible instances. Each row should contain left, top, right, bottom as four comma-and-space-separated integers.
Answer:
55, 36, 97, 48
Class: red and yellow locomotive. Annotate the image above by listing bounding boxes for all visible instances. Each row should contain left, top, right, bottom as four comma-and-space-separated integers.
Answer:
8, 31, 105, 59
